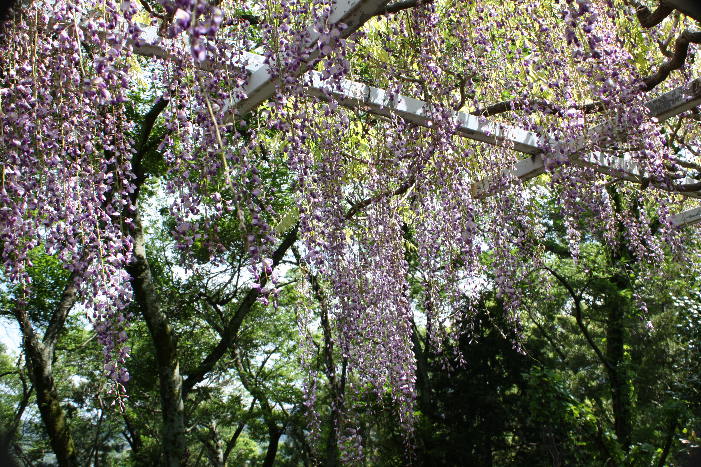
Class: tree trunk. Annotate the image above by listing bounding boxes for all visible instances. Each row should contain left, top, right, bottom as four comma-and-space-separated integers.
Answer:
605, 187, 634, 452
606, 275, 633, 451
324, 417, 339, 467
127, 214, 186, 467
200, 423, 225, 467
14, 272, 79, 467
31, 359, 77, 467
411, 323, 432, 417
18, 312, 78, 467
127, 97, 186, 465
262, 426, 282, 467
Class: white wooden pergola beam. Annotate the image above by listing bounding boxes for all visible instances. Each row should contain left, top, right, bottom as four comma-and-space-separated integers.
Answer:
304, 71, 542, 153
131, 35, 701, 227
223, 52, 542, 152
574, 152, 701, 199
302, 70, 700, 196
226, 0, 391, 117
135, 38, 700, 157
471, 79, 701, 198
304, 69, 701, 226
671, 206, 701, 227
133, 41, 544, 152
646, 78, 701, 120
132, 36, 544, 153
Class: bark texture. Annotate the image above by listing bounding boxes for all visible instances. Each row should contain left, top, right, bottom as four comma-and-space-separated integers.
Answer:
14, 274, 80, 467
126, 213, 186, 467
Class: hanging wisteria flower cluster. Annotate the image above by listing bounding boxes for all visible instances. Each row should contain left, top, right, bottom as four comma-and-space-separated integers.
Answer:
0, 0, 142, 394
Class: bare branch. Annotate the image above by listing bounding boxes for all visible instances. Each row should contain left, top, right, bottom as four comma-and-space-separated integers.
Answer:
636, 3, 674, 28
668, 154, 701, 172
643, 29, 701, 91
473, 98, 605, 117
375, 0, 433, 15
542, 267, 615, 374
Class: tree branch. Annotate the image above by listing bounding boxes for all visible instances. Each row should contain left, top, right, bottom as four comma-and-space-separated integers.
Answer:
636, 3, 674, 28
184, 163, 416, 398
656, 419, 677, 467
668, 180, 701, 192
223, 397, 256, 463
43, 272, 79, 353
473, 98, 605, 118
524, 305, 569, 364
182, 224, 299, 397
122, 413, 143, 453
375, 0, 434, 16
344, 175, 415, 219
642, 29, 701, 91
138, 0, 166, 19
542, 267, 615, 374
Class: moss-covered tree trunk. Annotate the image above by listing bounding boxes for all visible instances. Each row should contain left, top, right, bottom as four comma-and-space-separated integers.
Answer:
30, 355, 78, 467
16, 305, 78, 467
127, 214, 186, 467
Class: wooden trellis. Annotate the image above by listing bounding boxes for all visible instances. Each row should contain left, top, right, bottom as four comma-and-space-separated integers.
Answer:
135, 0, 701, 227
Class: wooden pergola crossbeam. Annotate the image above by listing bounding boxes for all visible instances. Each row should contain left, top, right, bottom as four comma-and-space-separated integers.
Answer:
471, 78, 701, 198
301, 70, 700, 203
134, 43, 698, 177
132, 29, 701, 227
671, 206, 701, 227
467, 80, 701, 227
469, 80, 701, 230
224, 0, 392, 118
224, 52, 542, 153
646, 78, 701, 119
303, 70, 542, 153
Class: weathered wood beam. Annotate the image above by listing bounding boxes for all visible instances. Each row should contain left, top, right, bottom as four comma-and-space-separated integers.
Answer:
133, 36, 699, 158
472, 79, 701, 197
671, 206, 701, 227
